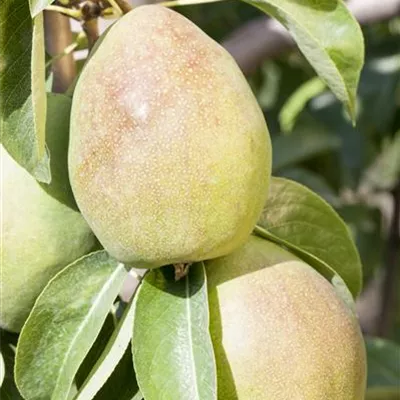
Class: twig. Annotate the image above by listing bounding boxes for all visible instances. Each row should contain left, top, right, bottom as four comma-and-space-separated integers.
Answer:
222, 0, 400, 74
108, 0, 123, 16
45, 4, 81, 20
378, 181, 400, 337
82, 18, 100, 51
44, 10, 77, 93
114, 0, 133, 14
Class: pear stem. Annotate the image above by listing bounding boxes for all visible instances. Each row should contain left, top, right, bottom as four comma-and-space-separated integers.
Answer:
174, 263, 192, 281
45, 5, 82, 20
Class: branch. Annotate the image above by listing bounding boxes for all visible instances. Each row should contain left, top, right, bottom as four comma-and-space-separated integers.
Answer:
44, 10, 77, 93
222, 0, 400, 74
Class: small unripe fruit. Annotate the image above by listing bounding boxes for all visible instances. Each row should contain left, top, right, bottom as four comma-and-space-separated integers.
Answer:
69, 5, 271, 268
205, 236, 367, 399
1, 146, 95, 332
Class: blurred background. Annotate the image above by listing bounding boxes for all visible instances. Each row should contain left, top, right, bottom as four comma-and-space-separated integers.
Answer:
45, 0, 400, 394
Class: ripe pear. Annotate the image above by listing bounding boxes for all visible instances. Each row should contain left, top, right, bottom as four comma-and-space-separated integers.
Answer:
205, 235, 366, 399
69, 5, 271, 268
1, 145, 95, 332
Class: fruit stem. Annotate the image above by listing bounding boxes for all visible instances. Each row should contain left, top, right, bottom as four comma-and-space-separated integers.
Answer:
82, 18, 99, 51
174, 263, 192, 281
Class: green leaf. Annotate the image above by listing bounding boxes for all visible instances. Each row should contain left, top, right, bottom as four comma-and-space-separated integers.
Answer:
15, 252, 127, 400
132, 263, 217, 400
330, 274, 356, 314
366, 337, 400, 388
39, 93, 77, 208
76, 295, 138, 400
243, 0, 364, 121
0, 2, 49, 182
279, 77, 326, 133
272, 115, 340, 172
255, 177, 362, 297
29, 0, 55, 18
46, 72, 54, 92
256, 62, 281, 109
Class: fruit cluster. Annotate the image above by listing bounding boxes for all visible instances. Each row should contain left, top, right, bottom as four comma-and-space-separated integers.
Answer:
1, 5, 366, 399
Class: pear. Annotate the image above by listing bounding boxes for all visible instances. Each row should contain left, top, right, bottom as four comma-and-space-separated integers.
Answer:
69, 5, 271, 268
1, 145, 95, 332
205, 235, 366, 399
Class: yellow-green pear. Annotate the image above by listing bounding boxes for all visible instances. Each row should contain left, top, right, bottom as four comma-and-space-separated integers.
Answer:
205, 235, 366, 399
1, 146, 95, 332
69, 5, 271, 268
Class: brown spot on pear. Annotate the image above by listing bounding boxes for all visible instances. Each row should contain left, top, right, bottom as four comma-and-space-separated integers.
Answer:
68, 5, 271, 268
205, 235, 367, 399
1, 146, 95, 332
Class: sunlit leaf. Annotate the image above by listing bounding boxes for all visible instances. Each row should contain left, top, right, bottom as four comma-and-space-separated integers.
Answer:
132, 263, 217, 400
39, 93, 76, 207
256, 177, 362, 297
15, 252, 127, 400
0, 2, 49, 182
76, 296, 138, 400
242, 0, 364, 121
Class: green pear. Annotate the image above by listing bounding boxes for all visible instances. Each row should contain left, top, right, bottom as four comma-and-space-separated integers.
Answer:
69, 5, 271, 268
1, 145, 95, 332
205, 235, 366, 399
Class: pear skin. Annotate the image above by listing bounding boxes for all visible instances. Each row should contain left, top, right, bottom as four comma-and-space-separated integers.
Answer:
1, 146, 95, 332
205, 236, 367, 399
69, 5, 271, 268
